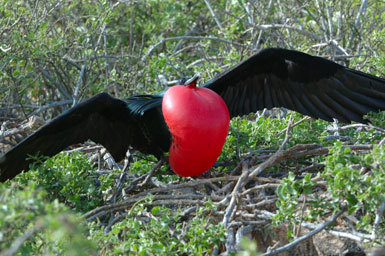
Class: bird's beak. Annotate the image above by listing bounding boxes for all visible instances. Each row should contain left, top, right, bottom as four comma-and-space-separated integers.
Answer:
184, 72, 200, 86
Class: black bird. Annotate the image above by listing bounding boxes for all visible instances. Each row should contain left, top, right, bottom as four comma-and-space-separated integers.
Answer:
1, 48, 385, 181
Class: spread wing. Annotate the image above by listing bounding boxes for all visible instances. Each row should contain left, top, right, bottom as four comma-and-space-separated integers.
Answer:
0, 93, 168, 182
204, 48, 385, 123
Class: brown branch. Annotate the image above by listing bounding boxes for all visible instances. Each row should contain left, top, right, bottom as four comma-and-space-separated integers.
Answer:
263, 207, 346, 256
250, 115, 294, 177
2, 220, 44, 256
223, 162, 249, 227
276, 116, 311, 137
142, 36, 245, 61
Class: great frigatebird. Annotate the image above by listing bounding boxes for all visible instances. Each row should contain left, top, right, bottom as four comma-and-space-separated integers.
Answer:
1, 48, 385, 181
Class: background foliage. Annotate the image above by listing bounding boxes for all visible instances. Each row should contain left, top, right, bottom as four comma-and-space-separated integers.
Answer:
1, 0, 385, 255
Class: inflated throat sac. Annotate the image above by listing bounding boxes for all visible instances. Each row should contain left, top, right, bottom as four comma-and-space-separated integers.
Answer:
162, 85, 230, 177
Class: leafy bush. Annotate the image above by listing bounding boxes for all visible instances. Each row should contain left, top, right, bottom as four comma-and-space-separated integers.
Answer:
274, 141, 385, 240
14, 152, 112, 212
88, 197, 226, 255
0, 182, 96, 255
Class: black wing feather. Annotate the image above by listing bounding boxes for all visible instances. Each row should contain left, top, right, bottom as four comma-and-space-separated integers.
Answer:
0, 93, 169, 181
204, 48, 385, 123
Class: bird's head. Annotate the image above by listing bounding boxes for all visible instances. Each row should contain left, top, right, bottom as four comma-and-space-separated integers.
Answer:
182, 72, 200, 88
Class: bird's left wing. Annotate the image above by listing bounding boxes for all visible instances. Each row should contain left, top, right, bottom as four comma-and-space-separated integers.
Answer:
204, 48, 385, 123
0, 93, 151, 182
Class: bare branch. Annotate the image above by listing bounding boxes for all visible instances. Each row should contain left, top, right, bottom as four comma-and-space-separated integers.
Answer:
204, 0, 223, 30
142, 36, 245, 61
372, 201, 385, 240
223, 162, 249, 227
349, 0, 369, 50
250, 115, 294, 177
3, 221, 44, 256
72, 64, 86, 107
263, 207, 346, 256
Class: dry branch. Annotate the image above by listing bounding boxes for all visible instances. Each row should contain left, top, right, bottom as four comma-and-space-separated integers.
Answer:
263, 207, 346, 256
142, 36, 245, 61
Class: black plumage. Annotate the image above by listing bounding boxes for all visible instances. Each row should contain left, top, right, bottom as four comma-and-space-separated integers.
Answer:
206, 48, 385, 121
1, 48, 385, 181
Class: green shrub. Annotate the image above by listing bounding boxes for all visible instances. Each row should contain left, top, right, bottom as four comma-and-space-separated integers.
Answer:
88, 197, 226, 255
14, 152, 113, 212
0, 182, 96, 255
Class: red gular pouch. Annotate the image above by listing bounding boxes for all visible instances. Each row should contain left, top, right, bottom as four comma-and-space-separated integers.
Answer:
162, 79, 230, 177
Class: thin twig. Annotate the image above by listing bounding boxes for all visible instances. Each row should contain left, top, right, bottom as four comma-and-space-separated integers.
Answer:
3, 221, 44, 256
30, 100, 73, 116
72, 64, 86, 107
225, 228, 236, 254
109, 160, 131, 204
142, 36, 245, 61
372, 201, 385, 240
276, 116, 311, 137
301, 222, 376, 242
241, 183, 279, 196
348, 0, 368, 50
140, 159, 164, 186
250, 115, 294, 177
0, 116, 44, 141
263, 207, 346, 256
37, 66, 71, 100
336, 123, 385, 134
223, 162, 249, 227
204, 0, 223, 30
218, 8, 323, 41
0, 17, 22, 35
235, 225, 253, 250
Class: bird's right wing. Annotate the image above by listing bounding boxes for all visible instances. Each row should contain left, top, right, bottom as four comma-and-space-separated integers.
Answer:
0, 93, 147, 181
204, 48, 385, 123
